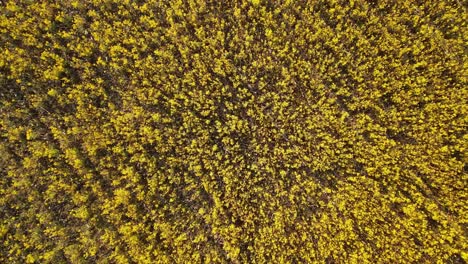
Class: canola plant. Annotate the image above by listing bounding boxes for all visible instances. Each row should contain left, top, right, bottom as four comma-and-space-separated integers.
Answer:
0, 0, 467, 263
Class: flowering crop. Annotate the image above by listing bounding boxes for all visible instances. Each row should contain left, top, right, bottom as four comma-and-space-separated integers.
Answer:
0, 0, 466, 263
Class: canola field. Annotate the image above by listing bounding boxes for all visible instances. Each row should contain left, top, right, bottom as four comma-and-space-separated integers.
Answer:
0, 0, 467, 263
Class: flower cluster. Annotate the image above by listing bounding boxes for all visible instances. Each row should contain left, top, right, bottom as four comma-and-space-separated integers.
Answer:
0, 0, 466, 263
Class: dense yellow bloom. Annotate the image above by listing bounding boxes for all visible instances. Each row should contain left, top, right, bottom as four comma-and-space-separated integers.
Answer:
1, 0, 466, 263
